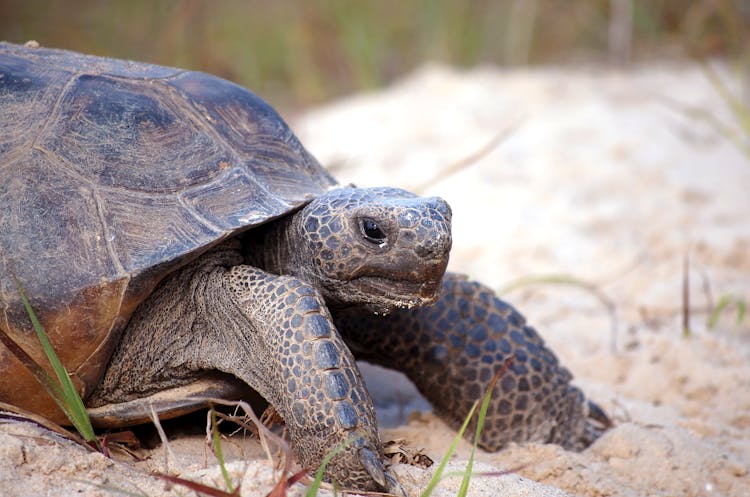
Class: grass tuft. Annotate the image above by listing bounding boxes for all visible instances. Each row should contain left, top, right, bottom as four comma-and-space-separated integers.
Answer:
418, 398, 478, 497
708, 293, 748, 329
6, 0, 745, 108
421, 355, 514, 497
456, 355, 513, 497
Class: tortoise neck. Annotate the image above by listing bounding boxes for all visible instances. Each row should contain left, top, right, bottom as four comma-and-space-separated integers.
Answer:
242, 213, 302, 277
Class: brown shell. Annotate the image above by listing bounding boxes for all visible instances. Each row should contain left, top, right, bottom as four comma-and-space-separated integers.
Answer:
0, 42, 336, 421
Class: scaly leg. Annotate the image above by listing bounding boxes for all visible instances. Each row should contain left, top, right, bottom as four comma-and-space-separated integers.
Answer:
334, 272, 610, 451
88, 244, 401, 493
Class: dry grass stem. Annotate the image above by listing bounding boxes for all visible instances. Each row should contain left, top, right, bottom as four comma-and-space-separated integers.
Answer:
411, 122, 520, 195
148, 403, 176, 474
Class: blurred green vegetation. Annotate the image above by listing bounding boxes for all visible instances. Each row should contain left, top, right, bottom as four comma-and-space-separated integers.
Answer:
1, 0, 747, 109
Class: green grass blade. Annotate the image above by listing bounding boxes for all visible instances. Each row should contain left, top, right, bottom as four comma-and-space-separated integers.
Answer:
419, 399, 479, 497
421, 355, 513, 497
456, 430, 477, 495
456, 381, 492, 496
709, 294, 732, 329
700, 60, 750, 142
13, 278, 100, 449
708, 294, 748, 329
210, 408, 235, 493
737, 299, 747, 325
457, 356, 510, 497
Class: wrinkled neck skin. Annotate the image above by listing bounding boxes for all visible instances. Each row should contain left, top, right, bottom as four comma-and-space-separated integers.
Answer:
241, 211, 324, 294
242, 214, 294, 270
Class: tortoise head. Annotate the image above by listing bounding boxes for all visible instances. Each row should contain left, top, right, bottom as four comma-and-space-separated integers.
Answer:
291, 186, 452, 313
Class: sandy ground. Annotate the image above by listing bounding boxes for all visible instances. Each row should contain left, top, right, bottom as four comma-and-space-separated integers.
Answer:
1, 62, 749, 497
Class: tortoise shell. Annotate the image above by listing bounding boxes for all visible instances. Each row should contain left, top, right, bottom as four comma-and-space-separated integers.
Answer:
0, 42, 336, 421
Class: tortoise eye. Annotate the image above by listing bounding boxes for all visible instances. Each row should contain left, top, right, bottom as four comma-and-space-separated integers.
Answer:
359, 217, 387, 245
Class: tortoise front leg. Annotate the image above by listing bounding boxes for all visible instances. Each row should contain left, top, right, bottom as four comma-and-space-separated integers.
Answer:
220, 265, 403, 493
334, 272, 610, 451
89, 247, 401, 494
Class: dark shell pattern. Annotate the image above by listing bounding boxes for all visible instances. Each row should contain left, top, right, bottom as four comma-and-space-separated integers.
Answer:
0, 42, 335, 417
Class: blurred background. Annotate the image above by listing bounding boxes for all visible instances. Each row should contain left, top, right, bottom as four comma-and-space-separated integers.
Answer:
1, 0, 748, 111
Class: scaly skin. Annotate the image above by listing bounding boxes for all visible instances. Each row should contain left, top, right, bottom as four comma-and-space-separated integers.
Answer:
335, 273, 610, 451
223, 265, 397, 491
0, 44, 608, 494
90, 187, 452, 494
89, 243, 400, 493
89, 186, 608, 494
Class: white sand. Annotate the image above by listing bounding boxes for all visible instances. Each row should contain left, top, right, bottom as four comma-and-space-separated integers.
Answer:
2, 62, 748, 497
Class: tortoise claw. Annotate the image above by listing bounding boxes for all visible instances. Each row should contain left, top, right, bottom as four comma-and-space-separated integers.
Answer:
383, 471, 406, 497
588, 399, 613, 429
359, 447, 405, 495
359, 447, 386, 486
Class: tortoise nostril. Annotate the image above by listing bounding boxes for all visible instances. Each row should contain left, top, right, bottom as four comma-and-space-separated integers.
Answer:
415, 245, 432, 258
416, 235, 451, 259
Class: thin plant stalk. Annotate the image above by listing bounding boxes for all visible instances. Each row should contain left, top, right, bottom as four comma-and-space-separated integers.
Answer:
419, 400, 479, 497
421, 356, 513, 497
211, 408, 235, 493
457, 356, 513, 497
456, 374, 492, 496
148, 404, 174, 473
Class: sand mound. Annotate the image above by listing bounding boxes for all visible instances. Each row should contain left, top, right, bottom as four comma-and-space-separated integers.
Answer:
2, 62, 748, 497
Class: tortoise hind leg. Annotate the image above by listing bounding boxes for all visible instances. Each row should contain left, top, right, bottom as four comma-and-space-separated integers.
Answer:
334, 272, 611, 451
87, 245, 401, 494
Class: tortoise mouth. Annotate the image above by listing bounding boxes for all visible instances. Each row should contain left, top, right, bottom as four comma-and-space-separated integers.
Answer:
348, 275, 442, 313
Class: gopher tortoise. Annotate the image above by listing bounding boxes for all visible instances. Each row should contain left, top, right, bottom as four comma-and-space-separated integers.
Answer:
0, 42, 608, 493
